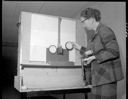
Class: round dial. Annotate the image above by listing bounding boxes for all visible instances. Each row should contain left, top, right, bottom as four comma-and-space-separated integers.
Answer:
65, 41, 73, 51
49, 45, 57, 54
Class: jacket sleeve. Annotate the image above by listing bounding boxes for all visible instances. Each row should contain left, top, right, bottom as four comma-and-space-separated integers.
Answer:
94, 27, 120, 64
79, 46, 87, 55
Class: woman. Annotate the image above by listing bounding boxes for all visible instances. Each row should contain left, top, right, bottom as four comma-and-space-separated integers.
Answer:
72, 7, 124, 99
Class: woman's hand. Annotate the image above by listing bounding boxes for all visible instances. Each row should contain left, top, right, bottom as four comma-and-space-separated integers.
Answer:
71, 42, 81, 50
83, 56, 96, 65
84, 50, 93, 56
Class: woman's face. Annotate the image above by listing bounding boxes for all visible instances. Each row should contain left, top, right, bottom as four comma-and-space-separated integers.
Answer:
80, 17, 93, 30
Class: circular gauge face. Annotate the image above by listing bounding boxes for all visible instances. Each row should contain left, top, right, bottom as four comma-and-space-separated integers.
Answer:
49, 45, 57, 54
65, 41, 73, 51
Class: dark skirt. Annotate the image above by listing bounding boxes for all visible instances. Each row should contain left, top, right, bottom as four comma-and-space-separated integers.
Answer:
88, 82, 117, 99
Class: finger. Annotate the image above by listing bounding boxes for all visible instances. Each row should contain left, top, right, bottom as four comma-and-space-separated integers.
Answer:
83, 58, 88, 61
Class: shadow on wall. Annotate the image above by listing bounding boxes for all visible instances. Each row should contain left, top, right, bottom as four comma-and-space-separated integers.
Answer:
2, 57, 17, 88
2, 56, 18, 99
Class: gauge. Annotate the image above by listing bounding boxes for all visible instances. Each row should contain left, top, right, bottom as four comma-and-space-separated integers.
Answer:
65, 41, 74, 51
48, 45, 57, 54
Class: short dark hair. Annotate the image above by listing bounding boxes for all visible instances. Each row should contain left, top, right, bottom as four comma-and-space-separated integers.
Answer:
80, 8, 101, 22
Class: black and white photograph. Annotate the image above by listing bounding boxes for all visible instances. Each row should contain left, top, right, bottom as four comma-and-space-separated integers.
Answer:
2, 1, 126, 99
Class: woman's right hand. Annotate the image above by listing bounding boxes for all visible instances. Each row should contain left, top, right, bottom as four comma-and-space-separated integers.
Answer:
71, 42, 81, 50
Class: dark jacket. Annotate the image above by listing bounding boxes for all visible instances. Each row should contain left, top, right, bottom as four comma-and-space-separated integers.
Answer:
80, 23, 124, 86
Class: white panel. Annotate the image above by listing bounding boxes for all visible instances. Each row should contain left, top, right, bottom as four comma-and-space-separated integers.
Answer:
29, 14, 58, 61
22, 68, 84, 90
20, 12, 32, 64
61, 18, 76, 62
29, 46, 46, 61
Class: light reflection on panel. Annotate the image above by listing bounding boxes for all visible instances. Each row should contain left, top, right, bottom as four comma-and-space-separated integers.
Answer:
29, 14, 58, 61
29, 14, 76, 62
61, 19, 76, 62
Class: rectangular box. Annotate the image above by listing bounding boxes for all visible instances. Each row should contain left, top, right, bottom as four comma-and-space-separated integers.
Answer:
14, 12, 86, 92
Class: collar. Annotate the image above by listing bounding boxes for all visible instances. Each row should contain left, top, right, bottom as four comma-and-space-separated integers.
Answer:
89, 22, 102, 42
96, 22, 102, 34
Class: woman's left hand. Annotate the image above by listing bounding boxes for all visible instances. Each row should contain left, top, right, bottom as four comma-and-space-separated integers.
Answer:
83, 56, 96, 64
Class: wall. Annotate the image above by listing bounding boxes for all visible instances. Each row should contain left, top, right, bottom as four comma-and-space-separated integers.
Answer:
2, 46, 20, 99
